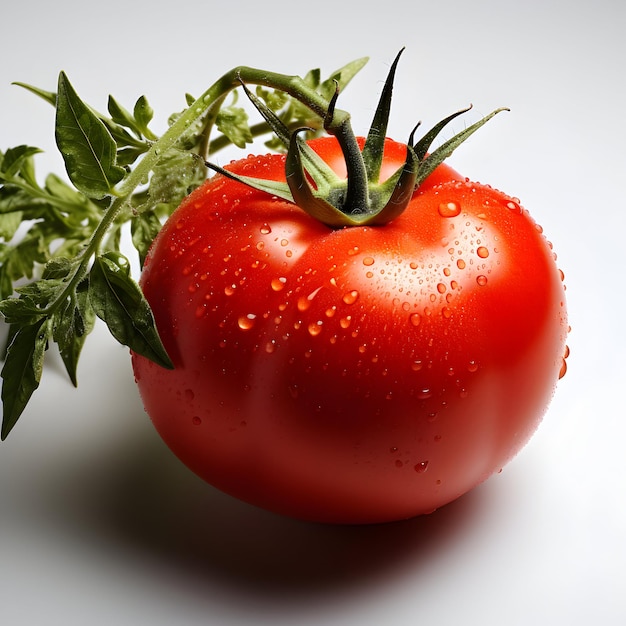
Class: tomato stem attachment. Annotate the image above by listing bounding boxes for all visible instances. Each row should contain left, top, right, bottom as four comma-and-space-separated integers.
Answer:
204, 50, 508, 227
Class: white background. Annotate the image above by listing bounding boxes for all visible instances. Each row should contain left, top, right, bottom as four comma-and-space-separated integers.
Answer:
1, 0, 624, 624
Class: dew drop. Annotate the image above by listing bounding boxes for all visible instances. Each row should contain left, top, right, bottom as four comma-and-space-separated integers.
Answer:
467, 360, 479, 372
476, 275, 488, 286
260, 223, 272, 235
342, 290, 359, 305
224, 284, 236, 296
417, 388, 432, 399
271, 277, 287, 291
456, 259, 466, 270
476, 246, 489, 258
408, 312, 421, 327
363, 257, 375, 266
308, 321, 323, 336
438, 201, 461, 217
265, 340, 276, 354
192, 416, 202, 426
437, 283, 447, 294
237, 314, 256, 330
339, 316, 352, 329
414, 461, 429, 473
506, 200, 521, 213
411, 360, 423, 371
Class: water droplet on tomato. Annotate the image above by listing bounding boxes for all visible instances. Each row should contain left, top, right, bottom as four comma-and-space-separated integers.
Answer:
192, 416, 202, 426
224, 284, 236, 296
476, 275, 488, 286
308, 321, 323, 336
506, 199, 521, 213
417, 388, 432, 399
456, 259, 466, 270
342, 290, 359, 305
339, 316, 352, 329
237, 314, 256, 330
438, 201, 461, 217
260, 223, 272, 235
347, 246, 360, 256
395, 459, 404, 468
467, 360, 479, 372
409, 312, 421, 327
271, 277, 287, 291
437, 283, 447, 294
414, 461, 429, 473
411, 360, 423, 371
476, 246, 489, 258
363, 257, 375, 266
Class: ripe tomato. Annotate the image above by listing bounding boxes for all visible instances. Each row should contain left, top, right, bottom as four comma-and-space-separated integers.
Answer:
131, 136, 568, 524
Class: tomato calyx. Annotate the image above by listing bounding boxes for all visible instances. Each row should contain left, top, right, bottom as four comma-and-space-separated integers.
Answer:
206, 49, 509, 228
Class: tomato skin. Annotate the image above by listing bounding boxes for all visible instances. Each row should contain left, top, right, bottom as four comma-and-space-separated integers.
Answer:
132, 137, 568, 524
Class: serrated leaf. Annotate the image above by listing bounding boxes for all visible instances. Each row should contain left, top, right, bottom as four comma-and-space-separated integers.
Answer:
0, 211, 23, 239
52, 279, 95, 386
55, 72, 126, 199
215, 105, 253, 149
88, 252, 173, 369
131, 211, 162, 267
138, 148, 206, 217
0, 145, 42, 180
1, 318, 50, 439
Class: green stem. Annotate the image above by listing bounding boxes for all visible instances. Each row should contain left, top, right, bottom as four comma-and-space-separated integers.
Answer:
48, 65, 351, 313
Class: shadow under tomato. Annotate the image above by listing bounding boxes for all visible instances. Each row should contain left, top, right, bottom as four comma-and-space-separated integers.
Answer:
80, 416, 491, 600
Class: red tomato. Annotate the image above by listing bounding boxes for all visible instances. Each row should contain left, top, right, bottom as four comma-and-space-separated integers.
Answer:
131, 136, 568, 524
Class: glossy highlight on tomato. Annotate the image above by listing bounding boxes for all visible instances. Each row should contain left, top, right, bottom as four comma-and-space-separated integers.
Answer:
131, 136, 568, 524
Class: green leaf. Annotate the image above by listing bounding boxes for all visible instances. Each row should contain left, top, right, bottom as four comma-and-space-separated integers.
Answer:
55, 72, 126, 199
131, 211, 162, 267
12, 82, 57, 106
215, 105, 253, 149
88, 252, 173, 369
137, 148, 206, 218
0, 145, 42, 180
1, 318, 50, 439
133, 95, 156, 139
52, 278, 95, 386
318, 56, 369, 100
0, 211, 23, 240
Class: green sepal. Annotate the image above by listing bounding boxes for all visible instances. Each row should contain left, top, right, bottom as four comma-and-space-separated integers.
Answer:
414, 107, 509, 188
